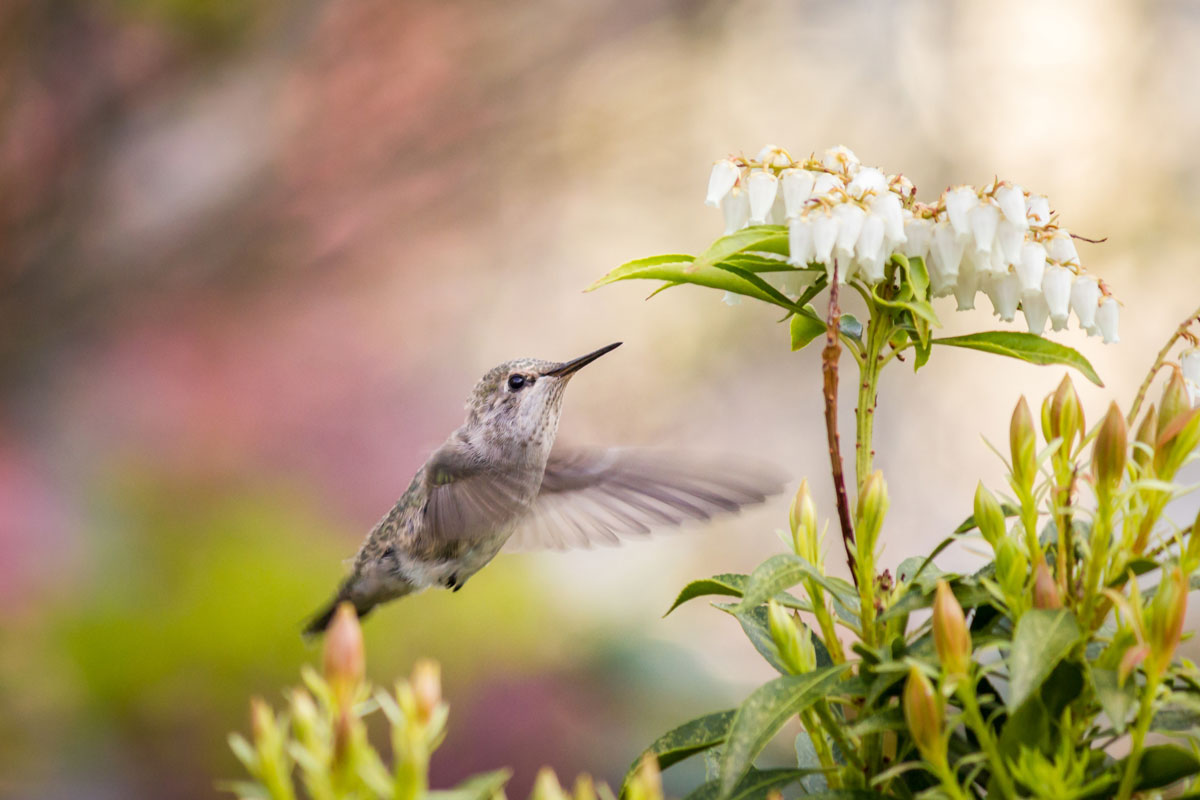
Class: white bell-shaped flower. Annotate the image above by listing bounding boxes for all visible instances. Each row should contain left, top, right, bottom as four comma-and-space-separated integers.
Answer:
1022, 291, 1050, 335
1047, 230, 1080, 267
781, 169, 816, 217
995, 220, 1025, 265
1015, 242, 1047, 295
1069, 275, 1100, 330
1181, 349, 1200, 406
1026, 195, 1051, 227
855, 213, 887, 284
747, 170, 780, 225
1096, 296, 1119, 343
756, 144, 792, 169
953, 268, 978, 311
721, 291, 742, 306
811, 172, 845, 198
984, 271, 1021, 322
811, 210, 838, 265
1042, 265, 1073, 330
788, 216, 815, 266
871, 192, 906, 247
903, 215, 933, 261
706, 159, 740, 208
722, 186, 750, 235
768, 192, 788, 225
968, 202, 1000, 263
931, 220, 964, 281
847, 167, 888, 199
833, 203, 867, 265
822, 145, 860, 174
944, 186, 977, 237
891, 174, 916, 198
995, 184, 1028, 228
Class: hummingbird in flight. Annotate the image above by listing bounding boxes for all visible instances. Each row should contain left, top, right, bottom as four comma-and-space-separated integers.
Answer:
305, 342, 784, 634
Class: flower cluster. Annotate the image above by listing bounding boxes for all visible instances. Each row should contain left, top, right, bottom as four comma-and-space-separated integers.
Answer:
705, 145, 1119, 342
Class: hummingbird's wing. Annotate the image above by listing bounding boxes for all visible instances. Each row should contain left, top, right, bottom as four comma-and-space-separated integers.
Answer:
504, 447, 786, 551
422, 441, 542, 543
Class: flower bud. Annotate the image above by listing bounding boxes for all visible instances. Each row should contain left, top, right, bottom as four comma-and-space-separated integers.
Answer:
411, 659, 442, 724
932, 580, 972, 677
903, 667, 944, 763
250, 696, 276, 743
1010, 396, 1037, 493
1092, 402, 1128, 489
1133, 405, 1157, 474
290, 689, 320, 743
532, 768, 570, 800
1185, 506, 1200, 573
767, 600, 815, 674
789, 480, 820, 565
627, 755, 663, 800
705, 159, 740, 208
973, 482, 1006, 549
1031, 557, 1062, 610
995, 538, 1027, 598
572, 775, 598, 800
1147, 567, 1188, 674
324, 602, 365, 706
1158, 371, 1190, 442
1047, 375, 1084, 449
855, 470, 889, 563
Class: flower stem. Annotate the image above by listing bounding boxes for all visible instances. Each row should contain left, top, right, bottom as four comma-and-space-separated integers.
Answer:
822, 268, 858, 586
1127, 303, 1200, 425
1116, 672, 1161, 800
958, 684, 1017, 799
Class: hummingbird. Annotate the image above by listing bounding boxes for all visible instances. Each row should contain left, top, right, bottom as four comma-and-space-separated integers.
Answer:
304, 342, 784, 635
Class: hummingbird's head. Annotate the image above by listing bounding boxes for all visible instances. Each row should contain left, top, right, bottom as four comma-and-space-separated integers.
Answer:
464, 342, 622, 456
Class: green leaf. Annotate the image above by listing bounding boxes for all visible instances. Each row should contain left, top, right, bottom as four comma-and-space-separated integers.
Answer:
794, 732, 829, 794
683, 768, 810, 800
954, 503, 1021, 534
1091, 666, 1136, 735
931, 331, 1103, 386
215, 781, 271, 800
791, 308, 826, 351
735, 553, 811, 610
694, 226, 789, 270
719, 603, 831, 675
622, 710, 736, 796
589, 254, 788, 308
227, 733, 258, 772
666, 574, 747, 615
1008, 609, 1081, 709
1153, 693, 1200, 732
429, 769, 512, 800
718, 666, 849, 798
897, 254, 930, 301
839, 313, 864, 342
1134, 744, 1200, 790
713, 262, 805, 312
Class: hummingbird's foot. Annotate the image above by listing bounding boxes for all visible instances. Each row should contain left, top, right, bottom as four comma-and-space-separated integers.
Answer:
443, 572, 465, 592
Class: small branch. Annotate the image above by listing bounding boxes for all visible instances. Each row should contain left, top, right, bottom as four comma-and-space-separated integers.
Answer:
823, 265, 858, 586
1068, 233, 1108, 244
1127, 303, 1200, 425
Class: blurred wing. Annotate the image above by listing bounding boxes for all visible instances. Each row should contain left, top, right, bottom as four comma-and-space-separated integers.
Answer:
505, 447, 787, 551
423, 443, 540, 543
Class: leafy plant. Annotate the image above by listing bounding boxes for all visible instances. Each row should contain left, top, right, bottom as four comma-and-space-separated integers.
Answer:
595, 146, 1200, 799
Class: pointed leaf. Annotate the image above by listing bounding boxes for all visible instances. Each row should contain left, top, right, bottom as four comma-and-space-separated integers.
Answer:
1134, 744, 1200, 790
791, 308, 826, 351
736, 553, 853, 612
694, 226, 789, 270
683, 768, 811, 800
589, 254, 783, 306
429, 769, 511, 800
718, 604, 830, 675
666, 574, 748, 615
932, 331, 1102, 386
622, 710, 736, 796
1091, 666, 1136, 735
1008, 609, 1081, 709
718, 666, 849, 798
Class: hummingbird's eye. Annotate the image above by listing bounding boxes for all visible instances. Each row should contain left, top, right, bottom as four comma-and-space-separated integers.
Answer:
507, 374, 529, 391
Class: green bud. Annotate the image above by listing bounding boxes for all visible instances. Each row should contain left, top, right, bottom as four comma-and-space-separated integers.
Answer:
324, 602, 365, 707
855, 470, 889, 563
1184, 507, 1200, 574
1048, 375, 1084, 451
995, 538, 1027, 597
1010, 396, 1037, 493
626, 756, 663, 800
410, 659, 442, 725
903, 667, 944, 764
1158, 371, 1191, 443
767, 599, 814, 673
932, 580, 972, 678
1132, 404, 1158, 474
1147, 567, 1188, 676
290, 689, 320, 744
789, 480, 820, 565
532, 768, 570, 800
973, 482, 1006, 549
1092, 402, 1128, 489
572, 776, 598, 800
1031, 557, 1062, 610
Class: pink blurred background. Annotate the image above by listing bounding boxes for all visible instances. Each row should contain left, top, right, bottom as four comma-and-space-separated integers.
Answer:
3, 1, 1200, 797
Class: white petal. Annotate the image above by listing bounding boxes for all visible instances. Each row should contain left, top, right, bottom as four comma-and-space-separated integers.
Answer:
1187, 379, 1200, 409
1069, 275, 1101, 330
1096, 296, 1119, 343
968, 203, 1000, 259
781, 169, 817, 217
984, 271, 1020, 322
1047, 229, 1080, 267
773, 270, 817, 299
903, 215, 932, 261
1015, 242, 1047, 294
1026, 194, 1051, 227
855, 214, 887, 284
1182, 348, 1200, 389
847, 167, 888, 199
944, 186, 977, 237
721, 291, 742, 306
931, 220, 963, 281
1042, 265, 1073, 330
706, 160, 740, 208
768, 191, 788, 225
812, 173, 845, 198
996, 219, 1025, 265
721, 187, 750, 235
756, 144, 792, 169
822, 145, 860, 174
747, 170, 779, 224
995, 184, 1028, 227
833, 203, 866, 263
811, 211, 838, 264
953, 269, 978, 311
871, 192, 906, 247
1022, 291, 1050, 335
927, 245, 956, 297
788, 216, 815, 266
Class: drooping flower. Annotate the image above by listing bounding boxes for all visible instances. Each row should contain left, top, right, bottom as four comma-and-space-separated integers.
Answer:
781, 169, 816, 217
1069, 275, 1101, 332
1042, 265, 1073, 331
968, 202, 1000, 266
1015, 241, 1047, 295
722, 186, 749, 235
902, 214, 933, 262
984, 271, 1020, 322
1022, 291, 1050, 335
1181, 348, 1200, 407
822, 145, 860, 174
871, 192, 906, 247
855, 213, 887, 284
930, 221, 964, 282
811, 209, 838, 264
847, 166, 888, 199
706, 159, 740, 208
1026, 194, 1051, 226
944, 186, 977, 237
1047, 229, 1080, 267
995, 184, 1028, 227
1096, 296, 1119, 343
832, 203, 867, 269
747, 170, 779, 225
812, 172, 845, 196
788, 216, 814, 267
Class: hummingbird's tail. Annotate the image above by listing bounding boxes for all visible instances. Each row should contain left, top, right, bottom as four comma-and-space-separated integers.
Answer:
302, 579, 376, 637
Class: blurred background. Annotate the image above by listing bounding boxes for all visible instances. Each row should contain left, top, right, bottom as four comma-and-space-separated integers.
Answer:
3, 0, 1200, 797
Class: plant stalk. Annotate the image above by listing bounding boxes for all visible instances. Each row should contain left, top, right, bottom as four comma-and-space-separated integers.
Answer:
822, 269, 858, 586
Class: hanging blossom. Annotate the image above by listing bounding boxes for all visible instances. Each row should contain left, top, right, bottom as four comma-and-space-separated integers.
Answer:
704, 145, 1119, 343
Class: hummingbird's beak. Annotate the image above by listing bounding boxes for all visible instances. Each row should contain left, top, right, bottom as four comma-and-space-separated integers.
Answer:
541, 342, 622, 378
